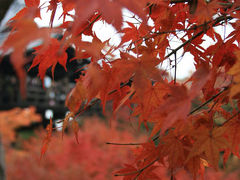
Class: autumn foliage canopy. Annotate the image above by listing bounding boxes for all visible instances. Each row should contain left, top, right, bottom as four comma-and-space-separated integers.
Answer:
2, 0, 240, 179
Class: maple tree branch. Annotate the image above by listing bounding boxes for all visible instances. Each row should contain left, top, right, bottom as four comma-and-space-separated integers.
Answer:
165, 30, 204, 59
221, 111, 240, 126
170, 0, 233, 7
114, 158, 159, 177
55, 78, 134, 125
74, 78, 133, 117
152, 17, 214, 36
143, 13, 233, 42
164, 14, 232, 60
188, 87, 228, 116
207, 99, 219, 113
106, 142, 142, 145
106, 132, 160, 146
121, 87, 229, 144
170, 0, 190, 3
77, 14, 101, 36
174, 52, 177, 84
141, 22, 206, 43
130, 12, 233, 56
107, 79, 133, 95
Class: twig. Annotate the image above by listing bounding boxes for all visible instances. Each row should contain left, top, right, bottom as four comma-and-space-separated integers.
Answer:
170, 0, 233, 7
208, 99, 219, 113
114, 158, 159, 177
130, 12, 233, 63
106, 132, 160, 146
77, 14, 101, 36
106, 142, 142, 145
174, 52, 177, 84
221, 111, 240, 126
164, 29, 205, 59
74, 78, 133, 117
188, 87, 228, 116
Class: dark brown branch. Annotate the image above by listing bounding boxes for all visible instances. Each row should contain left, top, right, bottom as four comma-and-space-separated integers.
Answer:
106, 142, 142, 145
77, 14, 101, 36
165, 30, 204, 59
165, 13, 233, 60
208, 99, 219, 113
174, 52, 177, 84
128, 10, 233, 60
132, 15, 230, 61
188, 87, 228, 116
138, 87, 229, 142
74, 78, 133, 117
107, 79, 133, 95
170, 0, 189, 3
106, 132, 160, 146
114, 158, 159, 177
170, 0, 233, 7
221, 111, 240, 126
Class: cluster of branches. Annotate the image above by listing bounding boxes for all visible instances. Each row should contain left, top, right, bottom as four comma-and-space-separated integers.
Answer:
1, 0, 240, 179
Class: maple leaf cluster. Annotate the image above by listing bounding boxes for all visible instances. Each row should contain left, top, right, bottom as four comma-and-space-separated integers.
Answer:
1, 0, 240, 179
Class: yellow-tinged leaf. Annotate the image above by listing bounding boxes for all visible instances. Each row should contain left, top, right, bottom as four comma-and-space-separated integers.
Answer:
186, 127, 229, 170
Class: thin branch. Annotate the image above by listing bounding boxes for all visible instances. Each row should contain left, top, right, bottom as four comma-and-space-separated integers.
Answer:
170, 0, 190, 3
106, 132, 160, 146
74, 78, 133, 117
170, 0, 233, 7
165, 29, 205, 59
221, 111, 240, 126
54, 76, 133, 129
174, 52, 177, 84
152, 20, 210, 36
77, 14, 101, 36
130, 11, 232, 54
114, 158, 159, 177
188, 87, 228, 116
108, 79, 133, 95
143, 88, 229, 141
208, 99, 219, 113
130, 12, 233, 61
106, 142, 142, 145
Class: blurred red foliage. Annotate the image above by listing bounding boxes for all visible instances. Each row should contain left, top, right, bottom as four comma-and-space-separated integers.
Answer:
1, 111, 239, 180
5, 117, 145, 180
